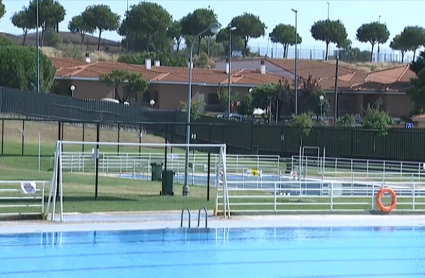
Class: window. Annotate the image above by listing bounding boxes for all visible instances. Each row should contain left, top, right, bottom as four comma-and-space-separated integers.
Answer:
142, 91, 151, 103
208, 93, 220, 105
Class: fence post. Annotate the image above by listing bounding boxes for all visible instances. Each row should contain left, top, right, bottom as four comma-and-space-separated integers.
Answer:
82, 123, 85, 153
58, 121, 62, 152
138, 125, 142, 155
21, 120, 25, 156
117, 123, 120, 153
94, 122, 100, 200
1, 119, 3, 155
164, 124, 168, 172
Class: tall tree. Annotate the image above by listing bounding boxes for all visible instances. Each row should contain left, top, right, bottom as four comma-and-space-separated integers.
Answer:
410, 51, 425, 75
390, 34, 409, 63
118, 2, 172, 52
310, 19, 348, 60
180, 8, 218, 55
407, 68, 425, 112
356, 22, 390, 62
0, 0, 5, 21
167, 20, 183, 53
99, 69, 148, 103
230, 13, 266, 57
82, 5, 120, 51
11, 8, 35, 46
398, 26, 425, 61
68, 15, 95, 46
269, 24, 302, 58
27, 0, 66, 46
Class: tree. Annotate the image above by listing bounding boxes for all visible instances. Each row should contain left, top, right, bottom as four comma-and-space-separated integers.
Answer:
27, 0, 66, 46
0, 0, 5, 21
215, 27, 245, 55
310, 19, 348, 60
0, 45, 56, 92
398, 26, 425, 61
180, 8, 218, 55
181, 99, 204, 121
118, 2, 172, 52
269, 24, 302, 58
411, 51, 425, 75
82, 5, 120, 51
167, 20, 183, 53
11, 8, 34, 46
361, 99, 393, 135
309, 90, 330, 119
390, 34, 409, 63
337, 114, 356, 127
356, 22, 390, 62
99, 69, 148, 103
406, 68, 425, 111
237, 94, 253, 116
230, 13, 266, 57
289, 113, 314, 137
68, 15, 95, 46
216, 86, 238, 114
0, 36, 14, 46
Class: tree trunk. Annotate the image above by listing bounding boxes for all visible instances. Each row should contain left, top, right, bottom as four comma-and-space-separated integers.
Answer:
413, 50, 417, 61
97, 30, 102, 51
197, 36, 201, 56
244, 39, 248, 58
80, 33, 85, 46
401, 52, 405, 63
176, 39, 181, 53
41, 27, 45, 47
283, 45, 287, 58
325, 42, 329, 60
370, 44, 375, 62
22, 30, 28, 46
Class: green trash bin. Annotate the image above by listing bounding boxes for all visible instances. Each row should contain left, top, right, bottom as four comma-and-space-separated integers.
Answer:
160, 170, 175, 196
150, 162, 164, 181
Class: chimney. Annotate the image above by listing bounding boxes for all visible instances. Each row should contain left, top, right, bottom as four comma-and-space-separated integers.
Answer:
260, 60, 266, 74
187, 60, 193, 69
225, 58, 229, 74
85, 53, 90, 63
154, 60, 160, 67
145, 58, 151, 70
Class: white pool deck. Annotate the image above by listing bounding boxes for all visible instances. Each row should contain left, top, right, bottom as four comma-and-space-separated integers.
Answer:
2, 212, 425, 234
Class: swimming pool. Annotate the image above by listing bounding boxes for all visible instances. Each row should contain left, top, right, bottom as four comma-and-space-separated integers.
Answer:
1, 227, 424, 277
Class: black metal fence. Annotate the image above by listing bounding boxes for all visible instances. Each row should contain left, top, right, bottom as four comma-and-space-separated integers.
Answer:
1, 118, 425, 162
0, 87, 182, 123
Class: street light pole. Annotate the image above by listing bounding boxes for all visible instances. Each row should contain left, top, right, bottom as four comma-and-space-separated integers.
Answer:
319, 95, 324, 122
183, 23, 220, 196
227, 26, 237, 118
327, 2, 330, 19
36, 0, 40, 93
291, 8, 298, 115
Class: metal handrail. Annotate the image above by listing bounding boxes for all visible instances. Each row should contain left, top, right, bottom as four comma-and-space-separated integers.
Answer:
180, 207, 191, 228
197, 206, 208, 228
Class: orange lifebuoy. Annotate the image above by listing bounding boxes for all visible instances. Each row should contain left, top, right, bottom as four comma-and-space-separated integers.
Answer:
376, 188, 397, 213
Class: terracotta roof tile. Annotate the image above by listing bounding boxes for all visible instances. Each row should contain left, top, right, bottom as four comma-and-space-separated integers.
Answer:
413, 114, 425, 120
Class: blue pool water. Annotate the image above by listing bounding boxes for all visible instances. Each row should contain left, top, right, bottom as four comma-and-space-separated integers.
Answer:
1, 227, 425, 277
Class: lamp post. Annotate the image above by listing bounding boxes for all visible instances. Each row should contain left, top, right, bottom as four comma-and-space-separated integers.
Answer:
327, 2, 330, 19
227, 26, 237, 118
36, 0, 40, 93
149, 99, 155, 108
183, 23, 221, 196
291, 8, 298, 115
319, 95, 324, 122
70, 85, 75, 97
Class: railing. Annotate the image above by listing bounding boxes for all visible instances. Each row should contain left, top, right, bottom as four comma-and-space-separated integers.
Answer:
216, 180, 425, 214
291, 155, 425, 177
55, 152, 280, 185
0, 180, 49, 217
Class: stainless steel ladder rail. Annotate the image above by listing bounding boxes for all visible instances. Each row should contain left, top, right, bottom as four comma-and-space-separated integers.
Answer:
180, 207, 191, 228
197, 206, 208, 228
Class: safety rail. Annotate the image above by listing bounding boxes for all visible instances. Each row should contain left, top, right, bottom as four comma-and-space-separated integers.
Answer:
180, 207, 191, 228
216, 180, 425, 215
0, 180, 49, 217
197, 206, 208, 228
292, 155, 425, 177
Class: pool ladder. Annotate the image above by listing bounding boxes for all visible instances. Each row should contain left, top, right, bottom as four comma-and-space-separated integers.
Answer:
180, 206, 208, 228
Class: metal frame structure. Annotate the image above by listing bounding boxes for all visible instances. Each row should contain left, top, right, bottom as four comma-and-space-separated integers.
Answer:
46, 141, 228, 222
